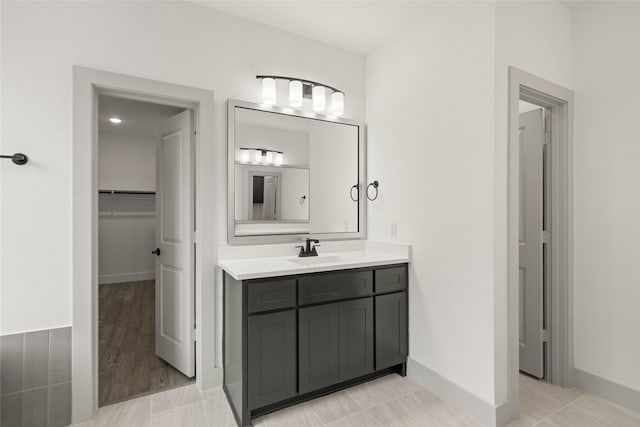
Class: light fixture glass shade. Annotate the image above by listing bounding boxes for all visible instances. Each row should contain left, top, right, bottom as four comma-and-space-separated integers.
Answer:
241, 149, 250, 163
312, 85, 326, 112
262, 78, 277, 105
289, 80, 303, 108
254, 149, 262, 163
331, 92, 344, 116
275, 152, 283, 165
265, 151, 273, 163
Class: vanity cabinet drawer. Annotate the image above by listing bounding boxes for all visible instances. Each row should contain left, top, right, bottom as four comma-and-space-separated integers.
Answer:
248, 279, 296, 313
375, 266, 406, 293
298, 271, 372, 305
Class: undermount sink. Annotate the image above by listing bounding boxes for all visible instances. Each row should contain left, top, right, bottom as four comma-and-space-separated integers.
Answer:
287, 255, 348, 266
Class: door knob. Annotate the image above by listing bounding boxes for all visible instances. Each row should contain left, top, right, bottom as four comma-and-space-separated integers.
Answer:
152, 248, 161, 256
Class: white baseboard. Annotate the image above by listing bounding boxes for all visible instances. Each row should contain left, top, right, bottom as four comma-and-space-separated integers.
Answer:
574, 368, 640, 413
407, 358, 505, 427
99, 271, 155, 284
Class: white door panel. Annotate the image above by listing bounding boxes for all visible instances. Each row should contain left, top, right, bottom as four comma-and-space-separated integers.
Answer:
519, 109, 545, 379
155, 109, 195, 377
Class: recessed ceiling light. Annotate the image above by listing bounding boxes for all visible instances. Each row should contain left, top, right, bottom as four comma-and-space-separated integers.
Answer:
109, 117, 122, 124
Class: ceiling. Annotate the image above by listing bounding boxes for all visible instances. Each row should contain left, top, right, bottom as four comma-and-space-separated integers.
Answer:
194, 1, 431, 54
98, 96, 184, 137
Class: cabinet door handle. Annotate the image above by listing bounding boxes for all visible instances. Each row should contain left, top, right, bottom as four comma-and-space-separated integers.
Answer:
152, 248, 161, 256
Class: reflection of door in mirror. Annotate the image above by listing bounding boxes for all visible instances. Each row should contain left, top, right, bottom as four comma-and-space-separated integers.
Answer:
249, 173, 280, 220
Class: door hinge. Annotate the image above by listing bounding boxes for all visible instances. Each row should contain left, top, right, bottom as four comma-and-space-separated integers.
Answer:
190, 328, 196, 342
542, 230, 551, 244
542, 329, 551, 343
544, 131, 551, 145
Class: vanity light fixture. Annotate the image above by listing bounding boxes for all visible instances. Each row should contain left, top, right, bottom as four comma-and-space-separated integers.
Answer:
331, 92, 344, 116
289, 80, 303, 107
312, 85, 326, 112
257, 75, 345, 116
109, 117, 122, 124
261, 77, 277, 105
240, 148, 284, 166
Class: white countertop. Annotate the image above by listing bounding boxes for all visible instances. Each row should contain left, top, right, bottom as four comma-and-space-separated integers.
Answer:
218, 241, 410, 281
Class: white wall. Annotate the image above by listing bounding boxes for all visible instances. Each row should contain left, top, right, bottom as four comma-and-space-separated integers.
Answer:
572, 2, 640, 392
366, 0, 573, 407
98, 132, 156, 192
0, 1, 365, 336
493, 0, 573, 403
367, 1, 498, 404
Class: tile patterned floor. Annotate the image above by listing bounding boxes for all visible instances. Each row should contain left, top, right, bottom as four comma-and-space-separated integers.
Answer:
72, 373, 640, 427
509, 374, 640, 427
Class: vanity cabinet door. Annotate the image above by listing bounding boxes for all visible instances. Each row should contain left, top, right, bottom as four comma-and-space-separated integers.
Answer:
299, 303, 340, 394
375, 292, 408, 370
248, 310, 297, 409
339, 297, 374, 381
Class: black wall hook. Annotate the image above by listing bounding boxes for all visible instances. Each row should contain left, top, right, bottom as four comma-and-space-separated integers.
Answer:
366, 180, 379, 201
0, 153, 28, 165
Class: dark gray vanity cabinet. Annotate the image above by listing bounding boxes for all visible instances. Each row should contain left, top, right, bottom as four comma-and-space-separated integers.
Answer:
298, 303, 340, 394
339, 297, 374, 381
375, 292, 408, 370
248, 310, 297, 409
223, 264, 408, 427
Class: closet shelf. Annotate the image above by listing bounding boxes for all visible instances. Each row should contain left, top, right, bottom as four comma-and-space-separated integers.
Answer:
99, 212, 156, 217
99, 190, 156, 195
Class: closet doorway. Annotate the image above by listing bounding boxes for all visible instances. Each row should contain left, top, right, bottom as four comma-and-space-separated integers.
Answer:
97, 95, 195, 406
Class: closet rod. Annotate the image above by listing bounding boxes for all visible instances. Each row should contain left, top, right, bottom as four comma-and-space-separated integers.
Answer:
98, 190, 156, 195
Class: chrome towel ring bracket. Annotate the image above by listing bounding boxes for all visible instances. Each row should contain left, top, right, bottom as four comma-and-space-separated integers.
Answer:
0, 153, 28, 165
366, 180, 379, 201
350, 184, 359, 202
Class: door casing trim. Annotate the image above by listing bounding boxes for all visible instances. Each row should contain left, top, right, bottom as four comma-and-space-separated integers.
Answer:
72, 67, 218, 423
504, 67, 574, 424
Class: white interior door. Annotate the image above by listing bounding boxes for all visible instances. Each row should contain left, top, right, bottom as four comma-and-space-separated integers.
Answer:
155, 109, 195, 377
519, 109, 545, 378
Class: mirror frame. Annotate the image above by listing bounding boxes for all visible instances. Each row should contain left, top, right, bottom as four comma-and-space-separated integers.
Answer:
227, 99, 366, 245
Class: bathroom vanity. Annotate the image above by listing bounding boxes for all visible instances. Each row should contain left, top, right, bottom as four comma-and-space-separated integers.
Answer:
220, 251, 409, 426
223, 98, 407, 426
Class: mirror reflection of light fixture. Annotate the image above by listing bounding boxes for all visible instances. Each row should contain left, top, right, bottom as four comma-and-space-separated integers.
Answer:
257, 75, 345, 116
261, 77, 277, 105
241, 149, 250, 163
240, 148, 284, 166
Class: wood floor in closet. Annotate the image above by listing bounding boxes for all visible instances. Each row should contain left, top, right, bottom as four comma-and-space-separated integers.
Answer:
98, 280, 193, 407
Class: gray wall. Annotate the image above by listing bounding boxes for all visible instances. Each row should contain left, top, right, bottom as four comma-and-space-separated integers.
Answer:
1, 327, 72, 427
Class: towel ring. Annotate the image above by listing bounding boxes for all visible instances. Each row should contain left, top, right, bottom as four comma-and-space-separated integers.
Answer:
299, 195, 306, 205
366, 180, 379, 201
350, 184, 359, 202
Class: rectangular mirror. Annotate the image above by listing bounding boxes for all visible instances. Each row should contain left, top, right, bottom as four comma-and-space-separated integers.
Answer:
228, 99, 365, 244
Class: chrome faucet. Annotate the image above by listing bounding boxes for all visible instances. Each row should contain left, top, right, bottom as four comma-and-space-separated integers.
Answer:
296, 238, 320, 257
